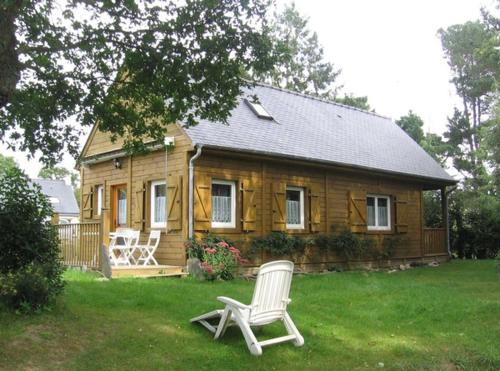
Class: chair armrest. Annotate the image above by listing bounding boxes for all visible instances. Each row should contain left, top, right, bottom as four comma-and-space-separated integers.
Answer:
217, 296, 250, 310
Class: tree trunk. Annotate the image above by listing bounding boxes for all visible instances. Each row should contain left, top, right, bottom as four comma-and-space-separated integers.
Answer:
0, 1, 22, 108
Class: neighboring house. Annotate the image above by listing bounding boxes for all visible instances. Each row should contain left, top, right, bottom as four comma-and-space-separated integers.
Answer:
32, 179, 80, 224
78, 83, 456, 268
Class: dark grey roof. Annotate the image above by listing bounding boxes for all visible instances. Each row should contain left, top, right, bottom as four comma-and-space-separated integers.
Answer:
184, 84, 455, 184
31, 179, 80, 215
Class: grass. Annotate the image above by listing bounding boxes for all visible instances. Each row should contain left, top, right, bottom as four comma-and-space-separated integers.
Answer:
0, 261, 499, 370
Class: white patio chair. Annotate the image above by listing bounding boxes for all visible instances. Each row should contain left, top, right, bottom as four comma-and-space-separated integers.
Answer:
109, 229, 140, 266
133, 230, 161, 266
190, 260, 304, 356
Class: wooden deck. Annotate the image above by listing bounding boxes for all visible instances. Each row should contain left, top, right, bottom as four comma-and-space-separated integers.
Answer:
111, 265, 186, 278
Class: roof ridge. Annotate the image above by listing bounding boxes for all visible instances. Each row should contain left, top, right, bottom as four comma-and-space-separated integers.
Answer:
250, 81, 391, 120
32, 178, 67, 183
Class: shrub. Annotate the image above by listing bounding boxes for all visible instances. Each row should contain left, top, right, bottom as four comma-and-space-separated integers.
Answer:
313, 234, 332, 252
449, 192, 500, 259
330, 229, 366, 260
314, 230, 399, 261
0, 168, 64, 312
251, 232, 309, 256
185, 234, 246, 280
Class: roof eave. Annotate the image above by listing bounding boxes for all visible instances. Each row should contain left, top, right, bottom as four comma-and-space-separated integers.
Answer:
196, 144, 458, 187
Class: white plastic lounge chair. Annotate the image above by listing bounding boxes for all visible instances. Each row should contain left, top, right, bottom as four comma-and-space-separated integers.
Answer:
133, 230, 161, 266
190, 260, 304, 356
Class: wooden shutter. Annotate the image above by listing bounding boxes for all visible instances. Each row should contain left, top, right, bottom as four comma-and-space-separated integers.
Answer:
309, 185, 321, 232
194, 173, 211, 231
395, 193, 409, 233
167, 175, 182, 231
271, 182, 286, 231
82, 185, 93, 220
134, 181, 145, 231
348, 190, 367, 233
242, 180, 257, 231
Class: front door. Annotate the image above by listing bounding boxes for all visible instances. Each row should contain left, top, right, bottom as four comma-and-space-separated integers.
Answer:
111, 184, 128, 230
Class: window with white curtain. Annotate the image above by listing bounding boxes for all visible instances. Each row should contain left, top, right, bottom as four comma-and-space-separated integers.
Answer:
117, 188, 127, 226
286, 186, 304, 229
211, 180, 236, 228
96, 185, 104, 216
367, 195, 391, 230
151, 180, 167, 228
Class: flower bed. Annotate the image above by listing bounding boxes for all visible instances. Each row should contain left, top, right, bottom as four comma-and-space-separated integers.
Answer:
186, 235, 247, 280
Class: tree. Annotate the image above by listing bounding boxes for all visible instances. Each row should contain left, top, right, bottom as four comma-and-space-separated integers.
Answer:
483, 100, 500, 194
0, 154, 19, 177
438, 13, 500, 190
253, 3, 341, 99
395, 111, 450, 164
334, 94, 371, 111
437, 8, 500, 259
0, 0, 276, 165
395, 110, 425, 143
38, 166, 71, 181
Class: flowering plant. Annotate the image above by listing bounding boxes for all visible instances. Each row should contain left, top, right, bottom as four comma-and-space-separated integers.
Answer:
185, 234, 247, 280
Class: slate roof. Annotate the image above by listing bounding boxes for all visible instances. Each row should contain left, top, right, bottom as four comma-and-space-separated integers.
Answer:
184, 83, 455, 184
31, 179, 80, 215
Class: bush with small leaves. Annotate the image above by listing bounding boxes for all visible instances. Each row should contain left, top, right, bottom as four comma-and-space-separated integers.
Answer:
0, 168, 64, 312
251, 232, 310, 256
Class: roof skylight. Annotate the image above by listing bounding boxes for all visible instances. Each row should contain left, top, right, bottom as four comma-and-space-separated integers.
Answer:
244, 99, 273, 120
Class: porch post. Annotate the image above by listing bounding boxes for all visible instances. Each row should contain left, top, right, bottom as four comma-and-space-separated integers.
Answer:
440, 187, 450, 257
100, 208, 112, 278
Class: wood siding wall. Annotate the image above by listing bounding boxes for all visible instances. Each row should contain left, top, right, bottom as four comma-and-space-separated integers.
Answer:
80, 124, 192, 266
81, 129, 445, 267
193, 151, 427, 267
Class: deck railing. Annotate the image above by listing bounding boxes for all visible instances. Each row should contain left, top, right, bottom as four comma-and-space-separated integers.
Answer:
56, 222, 101, 268
423, 228, 447, 256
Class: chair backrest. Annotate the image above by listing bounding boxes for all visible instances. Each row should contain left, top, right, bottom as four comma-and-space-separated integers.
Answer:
249, 261, 295, 326
129, 230, 140, 246
147, 230, 161, 249
116, 227, 132, 234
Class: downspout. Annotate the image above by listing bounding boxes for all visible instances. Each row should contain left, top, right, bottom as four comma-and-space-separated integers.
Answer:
188, 144, 203, 239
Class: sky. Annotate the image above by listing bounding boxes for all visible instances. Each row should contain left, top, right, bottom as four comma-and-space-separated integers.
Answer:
2, 0, 498, 179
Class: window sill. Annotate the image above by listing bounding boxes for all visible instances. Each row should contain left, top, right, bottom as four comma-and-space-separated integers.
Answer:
151, 224, 166, 229
286, 225, 304, 230
211, 224, 236, 229
366, 228, 393, 235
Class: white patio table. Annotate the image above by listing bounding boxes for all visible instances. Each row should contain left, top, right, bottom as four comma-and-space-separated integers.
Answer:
108, 229, 139, 266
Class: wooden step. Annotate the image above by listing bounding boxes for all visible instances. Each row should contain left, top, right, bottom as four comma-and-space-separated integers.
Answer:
111, 265, 185, 278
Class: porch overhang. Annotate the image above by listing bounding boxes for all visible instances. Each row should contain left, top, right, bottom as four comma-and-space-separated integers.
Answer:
78, 140, 164, 167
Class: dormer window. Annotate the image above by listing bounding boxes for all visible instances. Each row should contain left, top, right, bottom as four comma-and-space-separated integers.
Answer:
245, 98, 273, 120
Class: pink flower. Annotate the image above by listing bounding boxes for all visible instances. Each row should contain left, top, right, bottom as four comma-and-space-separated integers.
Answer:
229, 246, 240, 255
217, 241, 229, 248
205, 248, 216, 254
205, 264, 213, 274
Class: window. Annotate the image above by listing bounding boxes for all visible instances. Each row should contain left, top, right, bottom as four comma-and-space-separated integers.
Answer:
116, 186, 127, 227
367, 195, 391, 230
286, 186, 304, 229
211, 180, 236, 228
151, 180, 167, 228
244, 98, 273, 120
96, 185, 104, 216
48, 197, 60, 204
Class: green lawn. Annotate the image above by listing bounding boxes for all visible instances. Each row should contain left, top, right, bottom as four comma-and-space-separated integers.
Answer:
1, 261, 499, 370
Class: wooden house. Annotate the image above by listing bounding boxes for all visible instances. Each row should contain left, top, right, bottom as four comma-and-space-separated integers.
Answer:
78, 83, 456, 270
